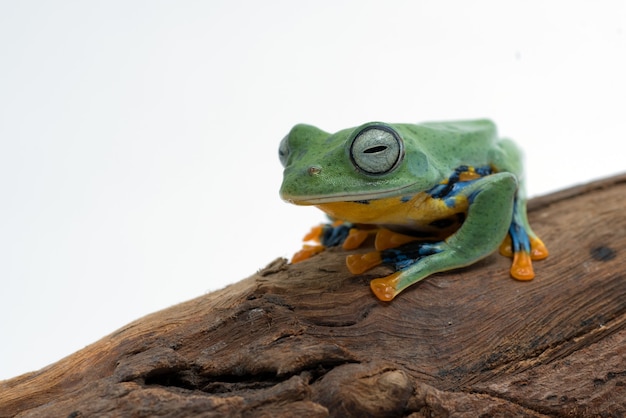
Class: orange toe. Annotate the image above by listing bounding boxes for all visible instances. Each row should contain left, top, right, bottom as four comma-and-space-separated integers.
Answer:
302, 225, 324, 242
499, 234, 513, 258
375, 229, 418, 251
530, 236, 549, 260
346, 252, 382, 274
370, 272, 402, 301
511, 251, 535, 280
342, 228, 371, 250
291, 244, 325, 263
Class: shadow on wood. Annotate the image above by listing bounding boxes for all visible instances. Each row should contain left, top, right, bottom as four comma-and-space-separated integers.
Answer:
2, 174, 625, 417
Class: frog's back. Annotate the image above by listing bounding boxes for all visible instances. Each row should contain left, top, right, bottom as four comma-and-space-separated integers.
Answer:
418, 119, 496, 139
395, 119, 499, 168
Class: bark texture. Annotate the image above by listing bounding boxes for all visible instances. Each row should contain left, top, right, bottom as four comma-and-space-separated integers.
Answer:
1, 174, 625, 418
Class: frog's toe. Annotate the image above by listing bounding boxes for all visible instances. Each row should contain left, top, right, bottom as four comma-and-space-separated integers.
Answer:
530, 236, 549, 260
291, 244, 325, 263
374, 229, 418, 251
342, 228, 372, 250
510, 251, 535, 280
346, 251, 382, 274
302, 225, 324, 242
498, 234, 513, 257
370, 272, 402, 301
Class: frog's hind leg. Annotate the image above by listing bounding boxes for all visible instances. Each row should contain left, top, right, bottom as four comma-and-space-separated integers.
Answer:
370, 172, 517, 301
490, 138, 548, 279
498, 198, 549, 280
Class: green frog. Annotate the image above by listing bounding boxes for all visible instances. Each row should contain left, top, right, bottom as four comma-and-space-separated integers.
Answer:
279, 120, 548, 301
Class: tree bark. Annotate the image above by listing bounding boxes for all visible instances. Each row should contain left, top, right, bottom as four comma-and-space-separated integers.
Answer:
2, 174, 625, 418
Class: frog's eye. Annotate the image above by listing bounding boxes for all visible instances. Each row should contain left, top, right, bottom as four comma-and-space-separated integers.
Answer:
349, 125, 404, 175
278, 135, 290, 167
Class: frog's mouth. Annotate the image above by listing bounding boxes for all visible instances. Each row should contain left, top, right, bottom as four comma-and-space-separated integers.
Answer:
281, 182, 420, 205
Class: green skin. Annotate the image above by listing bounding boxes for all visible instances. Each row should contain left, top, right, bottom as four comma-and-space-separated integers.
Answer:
279, 119, 540, 301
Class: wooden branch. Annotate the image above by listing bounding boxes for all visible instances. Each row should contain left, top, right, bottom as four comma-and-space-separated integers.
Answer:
2, 174, 626, 417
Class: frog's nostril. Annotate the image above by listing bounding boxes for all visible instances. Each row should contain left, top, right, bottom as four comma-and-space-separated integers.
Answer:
308, 166, 322, 176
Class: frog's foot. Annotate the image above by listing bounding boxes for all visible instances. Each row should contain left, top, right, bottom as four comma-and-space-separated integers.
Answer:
346, 251, 383, 274
500, 232, 549, 259
498, 234, 514, 257
292, 221, 356, 263
290, 224, 327, 263
368, 251, 438, 301
529, 236, 549, 260
511, 251, 534, 280
370, 272, 402, 302
374, 229, 418, 251
302, 224, 325, 243
291, 244, 325, 263
499, 234, 549, 280
343, 228, 374, 250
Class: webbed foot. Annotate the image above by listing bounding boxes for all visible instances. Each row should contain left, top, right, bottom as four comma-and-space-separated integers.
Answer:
342, 228, 373, 250
292, 221, 370, 263
346, 251, 383, 274
291, 224, 326, 263
499, 234, 549, 280
291, 244, 326, 263
370, 272, 402, 302
529, 236, 549, 260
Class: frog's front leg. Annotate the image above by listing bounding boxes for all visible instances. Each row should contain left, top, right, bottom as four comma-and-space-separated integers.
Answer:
370, 173, 518, 301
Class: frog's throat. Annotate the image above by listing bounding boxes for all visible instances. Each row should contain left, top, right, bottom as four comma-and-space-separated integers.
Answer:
282, 182, 420, 206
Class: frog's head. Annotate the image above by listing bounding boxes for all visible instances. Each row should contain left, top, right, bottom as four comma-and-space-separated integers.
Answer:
279, 122, 438, 205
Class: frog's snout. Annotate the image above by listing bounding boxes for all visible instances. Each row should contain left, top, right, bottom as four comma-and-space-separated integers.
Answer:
308, 166, 322, 176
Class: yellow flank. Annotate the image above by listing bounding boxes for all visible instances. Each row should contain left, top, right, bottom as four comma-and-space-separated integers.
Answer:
315, 193, 468, 233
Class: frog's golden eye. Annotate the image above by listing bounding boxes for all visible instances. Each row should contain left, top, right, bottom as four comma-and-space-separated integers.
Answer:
278, 134, 290, 167
349, 125, 404, 175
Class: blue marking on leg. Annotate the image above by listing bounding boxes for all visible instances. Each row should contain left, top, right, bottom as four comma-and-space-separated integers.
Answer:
444, 197, 458, 208
428, 165, 494, 200
509, 222, 531, 253
508, 199, 531, 253
475, 166, 493, 176
428, 184, 448, 198
467, 189, 480, 204
381, 241, 443, 271
320, 223, 352, 247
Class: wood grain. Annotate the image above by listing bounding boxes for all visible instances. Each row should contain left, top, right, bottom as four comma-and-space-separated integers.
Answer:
1, 173, 625, 417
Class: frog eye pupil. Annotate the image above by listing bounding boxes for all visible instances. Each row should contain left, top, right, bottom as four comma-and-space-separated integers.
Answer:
363, 145, 388, 154
350, 125, 404, 175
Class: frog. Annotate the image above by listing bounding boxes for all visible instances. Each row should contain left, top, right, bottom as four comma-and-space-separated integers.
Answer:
278, 119, 548, 301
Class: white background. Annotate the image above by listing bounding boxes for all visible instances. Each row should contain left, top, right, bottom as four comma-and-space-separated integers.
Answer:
1, 1, 624, 380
